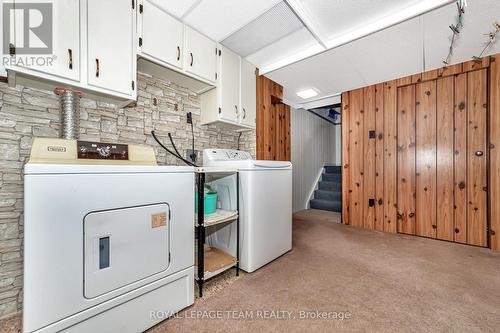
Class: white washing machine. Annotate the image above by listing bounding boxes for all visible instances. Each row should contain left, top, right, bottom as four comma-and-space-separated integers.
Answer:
203, 149, 292, 272
23, 138, 194, 333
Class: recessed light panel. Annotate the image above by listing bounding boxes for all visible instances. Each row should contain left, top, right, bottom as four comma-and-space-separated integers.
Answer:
297, 88, 318, 99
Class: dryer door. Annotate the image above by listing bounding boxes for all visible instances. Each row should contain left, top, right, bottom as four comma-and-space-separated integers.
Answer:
84, 203, 170, 298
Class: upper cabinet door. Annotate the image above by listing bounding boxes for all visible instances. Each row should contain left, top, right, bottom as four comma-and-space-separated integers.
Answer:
7, 0, 80, 81
219, 46, 240, 123
240, 59, 256, 127
87, 0, 134, 96
140, 0, 183, 69
184, 26, 216, 83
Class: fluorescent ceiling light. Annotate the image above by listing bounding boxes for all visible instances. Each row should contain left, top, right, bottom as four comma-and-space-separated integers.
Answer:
297, 88, 318, 99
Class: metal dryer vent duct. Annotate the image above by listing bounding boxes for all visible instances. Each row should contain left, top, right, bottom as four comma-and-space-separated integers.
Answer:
54, 87, 82, 139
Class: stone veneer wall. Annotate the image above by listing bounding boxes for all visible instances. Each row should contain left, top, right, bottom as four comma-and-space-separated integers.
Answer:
0, 72, 256, 319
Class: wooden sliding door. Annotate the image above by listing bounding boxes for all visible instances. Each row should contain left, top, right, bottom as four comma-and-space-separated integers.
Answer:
342, 55, 497, 250
415, 81, 437, 238
397, 85, 416, 234
394, 70, 488, 246
454, 73, 468, 243
436, 76, 455, 241
467, 69, 488, 247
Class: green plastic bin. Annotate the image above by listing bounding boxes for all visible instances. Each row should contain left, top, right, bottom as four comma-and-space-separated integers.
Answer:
195, 192, 217, 215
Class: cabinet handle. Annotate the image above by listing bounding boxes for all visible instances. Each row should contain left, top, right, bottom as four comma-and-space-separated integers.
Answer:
235, 105, 238, 114
177, 46, 180, 61
95, 58, 100, 77
243, 108, 246, 119
190, 52, 193, 66
68, 49, 73, 70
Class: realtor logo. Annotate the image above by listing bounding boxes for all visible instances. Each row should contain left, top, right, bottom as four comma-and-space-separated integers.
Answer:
3, 2, 53, 54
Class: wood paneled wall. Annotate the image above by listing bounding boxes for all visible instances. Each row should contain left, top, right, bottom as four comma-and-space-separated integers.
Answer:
342, 82, 398, 232
342, 55, 500, 250
491, 54, 500, 251
256, 73, 291, 161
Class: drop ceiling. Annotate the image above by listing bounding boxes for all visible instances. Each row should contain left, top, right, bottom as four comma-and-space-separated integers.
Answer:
149, 0, 500, 107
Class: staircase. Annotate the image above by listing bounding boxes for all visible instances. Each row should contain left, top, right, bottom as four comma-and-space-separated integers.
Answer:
309, 165, 342, 212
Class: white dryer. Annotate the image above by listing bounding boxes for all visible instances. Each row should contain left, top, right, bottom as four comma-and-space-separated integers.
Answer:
203, 149, 292, 272
23, 139, 194, 333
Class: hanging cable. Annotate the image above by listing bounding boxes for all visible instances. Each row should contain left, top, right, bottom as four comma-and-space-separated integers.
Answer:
190, 119, 196, 162
151, 130, 198, 167
168, 133, 182, 158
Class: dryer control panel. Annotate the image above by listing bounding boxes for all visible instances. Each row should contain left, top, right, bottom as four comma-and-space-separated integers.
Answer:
203, 149, 252, 162
28, 138, 157, 165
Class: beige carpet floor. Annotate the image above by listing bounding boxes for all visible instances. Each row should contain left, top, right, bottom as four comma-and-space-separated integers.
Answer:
150, 209, 500, 333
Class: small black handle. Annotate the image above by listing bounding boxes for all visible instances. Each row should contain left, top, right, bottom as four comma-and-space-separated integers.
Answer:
96, 58, 100, 77
68, 49, 73, 69
177, 46, 180, 61
243, 108, 246, 119
190, 52, 193, 66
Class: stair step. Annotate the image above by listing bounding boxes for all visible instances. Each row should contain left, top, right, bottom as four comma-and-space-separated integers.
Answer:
324, 165, 341, 174
310, 199, 342, 212
314, 190, 341, 201
318, 181, 342, 191
322, 173, 341, 182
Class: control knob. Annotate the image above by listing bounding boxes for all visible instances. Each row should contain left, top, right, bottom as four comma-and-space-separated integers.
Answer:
97, 145, 111, 158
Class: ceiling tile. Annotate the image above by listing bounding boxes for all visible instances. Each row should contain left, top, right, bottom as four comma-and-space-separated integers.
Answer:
339, 15, 423, 86
266, 46, 365, 105
246, 27, 323, 72
183, 0, 282, 41
147, 0, 199, 19
297, 0, 424, 43
221, 2, 304, 57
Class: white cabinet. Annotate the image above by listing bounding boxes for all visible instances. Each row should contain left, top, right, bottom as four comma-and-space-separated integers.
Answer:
184, 26, 217, 84
87, 0, 135, 96
218, 46, 240, 123
5, 0, 136, 104
136, 4, 216, 93
139, 0, 183, 69
240, 59, 256, 127
6, 0, 80, 82
200, 45, 256, 130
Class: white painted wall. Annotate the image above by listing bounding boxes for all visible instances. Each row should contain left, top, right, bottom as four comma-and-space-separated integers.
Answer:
332, 120, 341, 165
291, 107, 339, 212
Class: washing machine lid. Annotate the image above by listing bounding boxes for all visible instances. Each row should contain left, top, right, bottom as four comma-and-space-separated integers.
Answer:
203, 149, 291, 170
24, 163, 194, 175
245, 160, 292, 171
203, 160, 291, 171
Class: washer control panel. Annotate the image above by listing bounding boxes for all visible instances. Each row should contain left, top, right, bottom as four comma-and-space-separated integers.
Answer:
203, 149, 252, 162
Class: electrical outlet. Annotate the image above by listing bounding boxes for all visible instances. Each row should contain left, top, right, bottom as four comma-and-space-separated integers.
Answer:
186, 112, 193, 124
185, 149, 199, 163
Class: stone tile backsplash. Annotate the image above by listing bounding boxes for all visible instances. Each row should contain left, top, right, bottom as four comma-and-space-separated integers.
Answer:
0, 72, 255, 319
